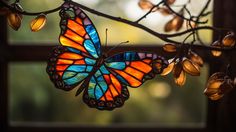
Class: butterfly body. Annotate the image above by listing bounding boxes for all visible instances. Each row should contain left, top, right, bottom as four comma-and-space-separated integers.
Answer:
47, 1, 168, 110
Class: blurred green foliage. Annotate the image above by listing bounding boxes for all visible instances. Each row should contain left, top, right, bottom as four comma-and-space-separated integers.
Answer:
9, 62, 207, 126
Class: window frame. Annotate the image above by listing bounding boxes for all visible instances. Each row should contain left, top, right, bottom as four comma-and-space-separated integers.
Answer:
1, 0, 236, 131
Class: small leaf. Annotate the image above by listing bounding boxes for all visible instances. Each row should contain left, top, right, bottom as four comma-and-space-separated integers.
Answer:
7, 11, 22, 31
161, 62, 175, 76
222, 32, 235, 47
173, 61, 183, 78
30, 14, 47, 32
163, 43, 177, 52
174, 70, 186, 86
188, 51, 204, 67
138, 0, 154, 10
164, 15, 184, 32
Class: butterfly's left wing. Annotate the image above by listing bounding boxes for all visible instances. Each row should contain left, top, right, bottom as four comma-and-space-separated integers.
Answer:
82, 52, 168, 110
105, 52, 168, 87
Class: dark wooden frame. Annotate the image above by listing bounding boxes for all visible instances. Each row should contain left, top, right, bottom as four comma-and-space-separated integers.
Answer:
1, 0, 236, 132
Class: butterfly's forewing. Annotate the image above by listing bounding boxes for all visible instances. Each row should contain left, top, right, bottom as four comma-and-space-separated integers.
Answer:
59, 2, 101, 59
105, 52, 168, 87
83, 64, 129, 110
47, 2, 102, 90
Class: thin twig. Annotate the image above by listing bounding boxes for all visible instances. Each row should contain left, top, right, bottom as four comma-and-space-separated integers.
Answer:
135, 1, 164, 23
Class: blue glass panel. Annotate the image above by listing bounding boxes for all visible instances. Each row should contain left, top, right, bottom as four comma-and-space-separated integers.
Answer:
96, 76, 102, 82
98, 81, 107, 89
85, 25, 101, 55
62, 71, 77, 79
100, 65, 109, 74
84, 40, 99, 58
94, 85, 103, 100
87, 69, 109, 100
88, 76, 96, 98
67, 47, 81, 54
86, 66, 93, 72
67, 65, 86, 72
64, 73, 88, 85
95, 70, 102, 77
105, 52, 139, 63
85, 58, 96, 65
116, 75, 129, 85
105, 62, 126, 70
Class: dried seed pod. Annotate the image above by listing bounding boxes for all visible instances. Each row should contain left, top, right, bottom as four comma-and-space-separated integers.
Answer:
204, 79, 234, 100
188, 51, 203, 67
163, 43, 177, 52
138, 0, 154, 10
173, 61, 183, 78
211, 40, 222, 57
7, 11, 22, 31
222, 32, 235, 47
174, 70, 186, 86
164, 15, 184, 32
30, 14, 47, 32
182, 59, 200, 76
208, 72, 226, 82
161, 62, 175, 76
204, 72, 234, 100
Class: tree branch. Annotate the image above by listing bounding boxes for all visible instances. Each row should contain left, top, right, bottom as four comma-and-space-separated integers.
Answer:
0, 0, 235, 51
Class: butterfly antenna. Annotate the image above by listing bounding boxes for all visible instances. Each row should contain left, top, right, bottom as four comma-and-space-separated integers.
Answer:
107, 41, 129, 54
105, 28, 108, 49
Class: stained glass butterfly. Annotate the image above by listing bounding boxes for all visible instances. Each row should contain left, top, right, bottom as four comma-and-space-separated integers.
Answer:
46, 1, 168, 110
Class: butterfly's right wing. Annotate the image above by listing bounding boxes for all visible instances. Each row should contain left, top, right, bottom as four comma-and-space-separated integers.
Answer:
47, 2, 103, 91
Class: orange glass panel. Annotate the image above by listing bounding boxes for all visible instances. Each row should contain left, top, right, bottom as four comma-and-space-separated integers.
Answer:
74, 60, 85, 64
68, 19, 86, 37
75, 17, 83, 25
143, 59, 151, 64
110, 74, 121, 93
104, 88, 113, 101
124, 67, 144, 80
59, 52, 83, 59
103, 74, 111, 84
109, 84, 119, 97
58, 72, 63, 76
100, 96, 105, 101
130, 61, 152, 73
57, 59, 73, 65
56, 65, 68, 71
114, 70, 142, 87
60, 36, 87, 53
64, 29, 84, 45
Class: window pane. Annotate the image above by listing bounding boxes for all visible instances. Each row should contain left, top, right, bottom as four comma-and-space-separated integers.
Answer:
8, 0, 212, 45
9, 62, 207, 127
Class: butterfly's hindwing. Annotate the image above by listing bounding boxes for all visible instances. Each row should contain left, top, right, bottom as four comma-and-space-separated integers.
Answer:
105, 52, 168, 87
47, 46, 96, 91
83, 65, 129, 110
